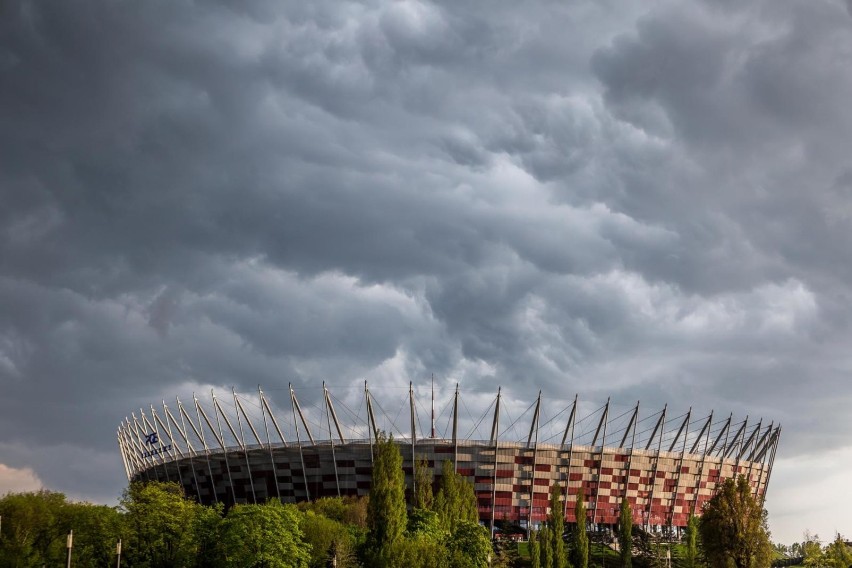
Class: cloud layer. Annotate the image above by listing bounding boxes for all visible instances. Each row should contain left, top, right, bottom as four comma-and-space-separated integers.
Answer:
2, 0, 852, 542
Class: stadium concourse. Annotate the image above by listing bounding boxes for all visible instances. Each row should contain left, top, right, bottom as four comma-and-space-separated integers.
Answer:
117, 383, 780, 532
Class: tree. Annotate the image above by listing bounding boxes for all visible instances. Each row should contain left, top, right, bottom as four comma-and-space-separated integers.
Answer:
698, 475, 772, 568
0, 490, 69, 567
530, 529, 541, 568
801, 531, 824, 566
300, 510, 353, 568
823, 534, 852, 568
571, 487, 589, 568
433, 460, 478, 533
549, 484, 566, 568
447, 521, 492, 568
415, 456, 434, 510
367, 433, 407, 559
617, 498, 632, 568
683, 514, 701, 568
220, 501, 310, 568
540, 525, 552, 568
121, 481, 208, 568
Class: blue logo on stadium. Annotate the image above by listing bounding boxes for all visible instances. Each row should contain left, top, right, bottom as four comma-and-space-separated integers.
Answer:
144, 432, 159, 446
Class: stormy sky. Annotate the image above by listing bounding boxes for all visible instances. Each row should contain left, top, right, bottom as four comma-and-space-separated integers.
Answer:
2, 0, 852, 544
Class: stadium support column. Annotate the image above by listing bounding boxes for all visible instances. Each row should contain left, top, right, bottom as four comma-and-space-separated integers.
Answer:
452, 384, 460, 472
231, 389, 257, 504
689, 411, 713, 517
737, 419, 761, 490
759, 426, 781, 507
165, 400, 203, 502
749, 423, 774, 502
490, 387, 501, 537
621, 402, 639, 507
290, 384, 311, 501
258, 387, 283, 501
116, 430, 132, 481
644, 405, 666, 530
182, 397, 217, 503
561, 395, 578, 520
410, 382, 417, 498
668, 408, 691, 529
365, 382, 379, 463
591, 398, 609, 526
141, 410, 171, 482
527, 391, 542, 531
723, 417, 748, 484
713, 414, 733, 490
325, 383, 342, 498
204, 393, 237, 505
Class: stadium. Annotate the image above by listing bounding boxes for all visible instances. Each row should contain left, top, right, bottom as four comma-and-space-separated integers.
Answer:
117, 383, 780, 532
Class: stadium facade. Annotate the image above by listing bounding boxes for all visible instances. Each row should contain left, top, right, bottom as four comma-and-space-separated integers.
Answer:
117, 384, 780, 530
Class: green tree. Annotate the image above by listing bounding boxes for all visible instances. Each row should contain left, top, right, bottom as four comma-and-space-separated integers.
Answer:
300, 510, 353, 568
549, 484, 566, 568
408, 508, 445, 540
823, 534, 852, 568
530, 529, 541, 568
571, 488, 589, 568
540, 525, 553, 568
448, 521, 492, 568
121, 481, 207, 568
684, 514, 701, 568
415, 456, 435, 510
698, 475, 772, 568
801, 531, 824, 566
60, 502, 124, 568
0, 490, 71, 567
219, 501, 310, 568
386, 535, 450, 568
433, 460, 478, 533
617, 498, 632, 568
367, 433, 407, 560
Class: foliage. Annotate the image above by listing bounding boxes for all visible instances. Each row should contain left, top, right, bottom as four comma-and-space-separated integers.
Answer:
385, 534, 449, 568
698, 475, 772, 568
571, 487, 589, 568
447, 521, 492, 568
408, 508, 445, 540
121, 481, 210, 568
530, 529, 542, 568
823, 534, 852, 568
300, 510, 354, 568
433, 460, 479, 533
219, 501, 310, 568
541, 525, 553, 568
800, 531, 824, 566
550, 484, 567, 568
617, 498, 632, 568
684, 514, 702, 568
0, 490, 70, 568
367, 433, 407, 559
415, 456, 435, 510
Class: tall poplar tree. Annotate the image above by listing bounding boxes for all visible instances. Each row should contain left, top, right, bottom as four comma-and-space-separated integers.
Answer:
684, 514, 700, 568
414, 456, 434, 510
368, 433, 407, 557
571, 487, 589, 568
433, 460, 477, 532
549, 484, 566, 568
617, 498, 632, 568
530, 529, 541, 568
540, 525, 553, 568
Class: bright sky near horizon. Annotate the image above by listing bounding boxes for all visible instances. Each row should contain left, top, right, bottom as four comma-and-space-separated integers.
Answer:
3, 0, 852, 546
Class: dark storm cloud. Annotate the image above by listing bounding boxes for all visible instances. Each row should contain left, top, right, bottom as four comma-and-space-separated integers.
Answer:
2, 0, 852, 540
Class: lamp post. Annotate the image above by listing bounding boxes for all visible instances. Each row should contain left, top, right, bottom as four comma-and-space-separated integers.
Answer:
66, 530, 73, 568
116, 539, 122, 568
